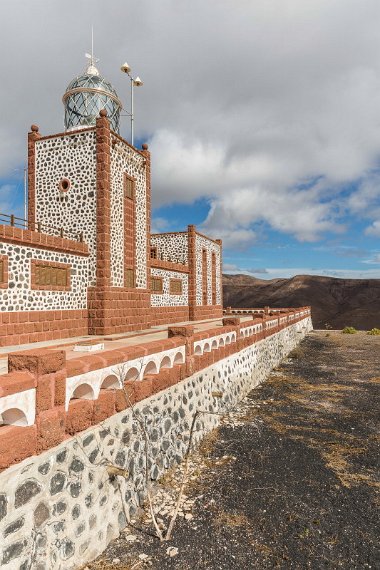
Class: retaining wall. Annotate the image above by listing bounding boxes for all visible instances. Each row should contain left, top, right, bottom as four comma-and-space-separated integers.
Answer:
0, 311, 312, 569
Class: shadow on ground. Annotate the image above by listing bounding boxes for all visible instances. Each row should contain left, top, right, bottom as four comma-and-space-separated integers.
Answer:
89, 331, 380, 570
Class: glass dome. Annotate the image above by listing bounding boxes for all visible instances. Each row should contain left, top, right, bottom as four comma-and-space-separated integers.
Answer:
63, 64, 122, 133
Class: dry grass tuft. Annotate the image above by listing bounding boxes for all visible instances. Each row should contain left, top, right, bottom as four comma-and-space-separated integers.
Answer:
288, 346, 305, 359
198, 427, 220, 458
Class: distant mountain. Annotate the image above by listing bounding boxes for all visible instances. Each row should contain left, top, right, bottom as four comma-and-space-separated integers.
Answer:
223, 274, 380, 330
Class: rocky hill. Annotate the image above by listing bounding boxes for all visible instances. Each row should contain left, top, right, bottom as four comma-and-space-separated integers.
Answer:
223, 274, 380, 330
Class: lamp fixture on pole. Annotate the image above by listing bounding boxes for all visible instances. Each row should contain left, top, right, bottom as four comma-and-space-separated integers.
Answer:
121, 62, 143, 146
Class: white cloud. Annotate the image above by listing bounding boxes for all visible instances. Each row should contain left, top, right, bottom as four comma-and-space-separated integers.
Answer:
2, 0, 380, 245
366, 220, 380, 237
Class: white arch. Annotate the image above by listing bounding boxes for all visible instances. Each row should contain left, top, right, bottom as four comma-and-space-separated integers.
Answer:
144, 361, 159, 376
203, 342, 211, 353
1, 408, 28, 426
72, 383, 94, 400
101, 374, 120, 390
211, 339, 218, 350
125, 367, 140, 382
173, 351, 185, 365
225, 336, 231, 345
219, 337, 225, 347
0, 389, 36, 426
194, 344, 203, 356
160, 356, 172, 369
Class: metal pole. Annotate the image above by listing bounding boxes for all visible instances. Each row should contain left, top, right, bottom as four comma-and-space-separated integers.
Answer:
23, 166, 27, 223
130, 75, 134, 146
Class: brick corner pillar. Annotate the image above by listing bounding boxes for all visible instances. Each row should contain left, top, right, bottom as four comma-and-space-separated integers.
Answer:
27, 124, 41, 229
188, 224, 197, 321
168, 325, 195, 376
8, 349, 67, 452
88, 110, 112, 335
95, 109, 112, 289
141, 143, 152, 299
215, 237, 223, 309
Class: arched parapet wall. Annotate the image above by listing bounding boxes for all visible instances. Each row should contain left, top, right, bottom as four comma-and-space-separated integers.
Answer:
193, 330, 238, 355
65, 346, 187, 409
0, 310, 312, 472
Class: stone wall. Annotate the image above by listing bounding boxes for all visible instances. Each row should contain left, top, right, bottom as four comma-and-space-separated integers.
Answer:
0, 316, 312, 569
34, 130, 97, 286
110, 135, 147, 289
150, 232, 188, 264
0, 226, 89, 347
150, 268, 189, 307
0, 242, 89, 313
194, 233, 221, 306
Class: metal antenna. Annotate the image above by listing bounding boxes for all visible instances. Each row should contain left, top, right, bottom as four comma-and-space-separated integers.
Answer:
91, 25, 94, 66
85, 25, 99, 70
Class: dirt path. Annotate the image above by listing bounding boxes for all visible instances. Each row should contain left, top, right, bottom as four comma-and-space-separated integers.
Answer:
90, 331, 380, 570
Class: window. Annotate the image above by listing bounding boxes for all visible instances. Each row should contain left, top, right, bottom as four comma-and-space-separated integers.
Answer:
211, 252, 217, 305
32, 261, 70, 290
170, 279, 182, 295
125, 268, 135, 288
59, 178, 71, 193
0, 256, 8, 288
124, 174, 135, 200
151, 276, 163, 293
202, 249, 208, 305
150, 247, 157, 259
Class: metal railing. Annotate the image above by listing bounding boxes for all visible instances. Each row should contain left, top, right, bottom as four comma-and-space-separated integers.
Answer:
0, 212, 83, 242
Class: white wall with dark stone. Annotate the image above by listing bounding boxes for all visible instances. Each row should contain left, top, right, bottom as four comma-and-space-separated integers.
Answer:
110, 137, 147, 289
35, 131, 97, 286
0, 242, 88, 312
195, 234, 221, 306
150, 268, 188, 307
150, 233, 188, 264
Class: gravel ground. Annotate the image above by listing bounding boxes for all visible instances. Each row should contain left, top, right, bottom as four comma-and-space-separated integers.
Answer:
88, 331, 380, 570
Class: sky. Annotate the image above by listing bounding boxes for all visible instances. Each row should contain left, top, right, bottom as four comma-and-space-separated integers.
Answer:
1, 0, 380, 280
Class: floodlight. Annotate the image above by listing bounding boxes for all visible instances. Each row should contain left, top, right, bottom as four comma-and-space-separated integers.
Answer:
121, 62, 131, 74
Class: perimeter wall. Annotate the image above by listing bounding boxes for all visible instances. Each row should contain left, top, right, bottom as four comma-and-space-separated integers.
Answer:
0, 310, 312, 569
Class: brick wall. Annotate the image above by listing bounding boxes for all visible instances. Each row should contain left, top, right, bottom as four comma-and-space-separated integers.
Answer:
0, 309, 88, 348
